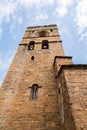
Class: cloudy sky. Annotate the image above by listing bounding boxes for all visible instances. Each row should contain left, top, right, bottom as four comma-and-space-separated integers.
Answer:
0, 0, 87, 85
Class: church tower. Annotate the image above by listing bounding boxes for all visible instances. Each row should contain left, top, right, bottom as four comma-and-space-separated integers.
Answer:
0, 24, 87, 130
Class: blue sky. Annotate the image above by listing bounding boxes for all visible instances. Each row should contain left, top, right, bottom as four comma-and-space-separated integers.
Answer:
0, 0, 87, 85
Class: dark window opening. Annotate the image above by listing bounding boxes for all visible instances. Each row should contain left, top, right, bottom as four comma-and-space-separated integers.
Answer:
31, 56, 34, 60
32, 30, 34, 33
42, 40, 49, 49
31, 84, 39, 99
50, 29, 53, 32
28, 41, 35, 50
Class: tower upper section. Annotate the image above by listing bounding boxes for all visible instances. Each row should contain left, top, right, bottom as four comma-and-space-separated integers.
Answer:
20, 24, 61, 45
19, 24, 64, 56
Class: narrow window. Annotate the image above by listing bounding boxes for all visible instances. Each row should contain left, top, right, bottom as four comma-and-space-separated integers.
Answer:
28, 41, 35, 50
32, 30, 34, 33
42, 40, 49, 49
31, 84, 38, 99
31, 56, 34, 60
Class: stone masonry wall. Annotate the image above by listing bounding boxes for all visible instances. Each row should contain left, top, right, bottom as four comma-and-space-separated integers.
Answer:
64, 66, 87, 130
0, 25, 64, 130
54, 56, 72, 76
1, 24, 87, 130
0, 45, 61, 130
55, 65, 87, 130
54, 67, 76, 130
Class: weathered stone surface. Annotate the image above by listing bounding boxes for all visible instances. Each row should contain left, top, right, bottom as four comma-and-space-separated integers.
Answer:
0, 24, 87, 130
55, 65, 87, 130
0, 25, 63, 130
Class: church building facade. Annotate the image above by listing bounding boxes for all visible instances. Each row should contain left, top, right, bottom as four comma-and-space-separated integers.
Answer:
0, 24, 87, 130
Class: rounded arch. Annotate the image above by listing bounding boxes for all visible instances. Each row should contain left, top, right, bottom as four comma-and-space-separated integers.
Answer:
32, 84, 39, 87
28, 41, 35, 50
31, 84, 39, 99
38, 30, 49, 37
42, 40, 49, 49
31, 84, 39, 91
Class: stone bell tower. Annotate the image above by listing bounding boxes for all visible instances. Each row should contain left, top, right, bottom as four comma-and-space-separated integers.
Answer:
0, 24, 87, 130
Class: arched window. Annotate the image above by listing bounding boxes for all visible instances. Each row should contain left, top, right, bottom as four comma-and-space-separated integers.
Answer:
29, 84, 41, 100
31, 84, 39, 99
28, 41, 35, 50
42, 40, 49, 49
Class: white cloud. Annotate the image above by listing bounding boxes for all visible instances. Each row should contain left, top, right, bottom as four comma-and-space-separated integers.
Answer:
78, 30, 87, 43
54, 7, 67, 18
60, 26, 72, 38
75, 0, 87, 34
35, 12, 48, 21
9, 16, 23, 34
0, 1, 16, 24
0, 0, 55, 27
16, 0, 55, 7
53, 0, 73, 18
